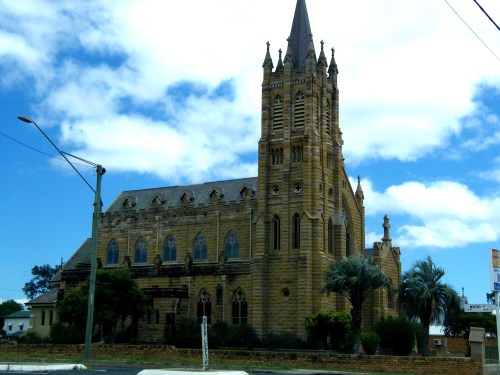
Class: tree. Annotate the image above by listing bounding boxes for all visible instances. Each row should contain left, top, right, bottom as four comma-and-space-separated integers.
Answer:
304, 310, 352, 351
374, 315, 418, 356
0, 300, 23, 331
57, 268, 149, 343
323, 255, 389, 353
398, 256, 460, 356
23, 264, 62, 300
444, 310, 496, 355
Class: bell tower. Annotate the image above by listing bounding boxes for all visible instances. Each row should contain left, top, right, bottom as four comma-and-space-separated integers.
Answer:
253, 0, 365, 337
257, 0, 347, 255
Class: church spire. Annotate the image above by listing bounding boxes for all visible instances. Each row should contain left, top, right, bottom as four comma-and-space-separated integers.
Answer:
289, 0, 313, 69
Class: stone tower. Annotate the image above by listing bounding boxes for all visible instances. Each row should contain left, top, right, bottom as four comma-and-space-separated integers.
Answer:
254, 0, 366, 336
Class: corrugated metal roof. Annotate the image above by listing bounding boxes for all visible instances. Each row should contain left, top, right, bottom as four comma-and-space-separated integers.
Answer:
4, 310, 31, 319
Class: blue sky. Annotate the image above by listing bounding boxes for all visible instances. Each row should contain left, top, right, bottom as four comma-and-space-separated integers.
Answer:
1, 0, 499, 311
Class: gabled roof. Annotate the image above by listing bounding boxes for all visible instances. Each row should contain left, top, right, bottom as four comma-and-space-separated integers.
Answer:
51, 238, 92, 283
290, 0, 313, 69
26, 287, 59, 306
105, 177, 258, 213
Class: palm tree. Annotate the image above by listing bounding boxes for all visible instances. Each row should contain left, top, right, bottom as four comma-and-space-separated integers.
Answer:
398, 256, 459, 356
324, 255, 389, 353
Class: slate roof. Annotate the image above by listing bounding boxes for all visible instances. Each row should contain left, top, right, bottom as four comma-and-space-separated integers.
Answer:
51, 238, 92, 282
290, 0, 313, 69
105, 177, 258, 214
26, 287, 58, 306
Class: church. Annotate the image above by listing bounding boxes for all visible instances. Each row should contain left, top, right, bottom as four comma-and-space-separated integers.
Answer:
29, 0, 402, 342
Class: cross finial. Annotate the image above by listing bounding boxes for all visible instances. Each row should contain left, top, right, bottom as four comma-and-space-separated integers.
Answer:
266, 41, 270, 51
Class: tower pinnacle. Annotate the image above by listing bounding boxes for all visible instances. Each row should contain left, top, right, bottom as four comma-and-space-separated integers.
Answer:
289, 0, 313, 69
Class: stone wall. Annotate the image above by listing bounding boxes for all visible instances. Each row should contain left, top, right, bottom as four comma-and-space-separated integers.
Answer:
0, 343, 482, 375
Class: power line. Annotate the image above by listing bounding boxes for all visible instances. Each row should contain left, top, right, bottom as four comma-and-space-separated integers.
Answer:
0, 130, 93, 169
472, 0, 500, 32
443, 0, 500, 62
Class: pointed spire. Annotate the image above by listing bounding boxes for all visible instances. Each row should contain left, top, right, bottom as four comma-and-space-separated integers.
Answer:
355, 175, 364, 201
276, 48, 284, 71
317, 40, 327, 67
262, 41, 274, 70
289, 0, 313, 69
382, 214, 391, 242
328, 47, 339, 76
284, 37, 294, 66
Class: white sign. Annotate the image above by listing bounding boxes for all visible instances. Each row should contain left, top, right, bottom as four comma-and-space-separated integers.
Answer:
490, 249, 500, 292
201, 316, 209, 370
464, 304, 495, 313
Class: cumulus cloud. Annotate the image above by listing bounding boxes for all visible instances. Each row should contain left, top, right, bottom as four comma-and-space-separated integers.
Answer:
0, 0, 498, 182
2, 0, 500, 249
361, 178, 500, 249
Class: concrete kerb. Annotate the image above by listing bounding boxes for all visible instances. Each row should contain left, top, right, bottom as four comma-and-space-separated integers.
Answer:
0, 363, 87, 372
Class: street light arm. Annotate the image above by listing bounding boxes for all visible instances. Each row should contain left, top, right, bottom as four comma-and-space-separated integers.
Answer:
17, 116, 97, 194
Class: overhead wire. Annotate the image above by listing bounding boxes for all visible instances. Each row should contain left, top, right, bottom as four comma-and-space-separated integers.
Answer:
0, 130, 94, 169
472, 0, 500, 32
443, 0, 500, 62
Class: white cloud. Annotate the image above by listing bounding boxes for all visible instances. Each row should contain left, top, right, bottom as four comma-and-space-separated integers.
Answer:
362, 178, 500, 249
1, 0, 500, 204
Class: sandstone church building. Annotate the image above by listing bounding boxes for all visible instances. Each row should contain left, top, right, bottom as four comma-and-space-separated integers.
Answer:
28, 0, 402, 342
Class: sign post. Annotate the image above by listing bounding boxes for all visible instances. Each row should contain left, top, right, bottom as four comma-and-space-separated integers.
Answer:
489, 249, 500, 365
201, 316, 209, 371
464, 304, 495, 313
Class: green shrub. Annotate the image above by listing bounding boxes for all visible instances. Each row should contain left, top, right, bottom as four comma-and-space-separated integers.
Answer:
305, 310, 352, 351
173, 317, 199, 348
375, 316, 417, 356
17, 331, 46, 344
262, 332, 306, 350
49, 321, 85, 344
209, 321, 229, 348
360, 331, 380, 355
226, 323, 260, 348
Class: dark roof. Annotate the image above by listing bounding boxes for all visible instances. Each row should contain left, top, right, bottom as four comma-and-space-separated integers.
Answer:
4, 311, 31, 319
51, 238, 92, 282
290, 0, 313, 69
26, 287, 58, 306
105, 177, 258, 213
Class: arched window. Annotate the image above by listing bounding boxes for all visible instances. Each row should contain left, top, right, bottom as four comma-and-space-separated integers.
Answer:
232, 288, 248, 324
163, 235, 177, 262
134, 237, 147, 263
272, 215, 281, 250
328, 218, 333, 254
294, 91, 305, 127
343, 205, 351, 257
271, 147, 284, 165
224, 230, 240, 259
193, 233, 208, 261
197, 289, 212, 324
292, 144, 303, 163
106, 239, 119, 264
292, 213, 300, 250
155, 309, 160, 324
49, 310, 54, 325
387, 282, 394, 309
41, 310, 46, 326
273, 95, 283, 129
